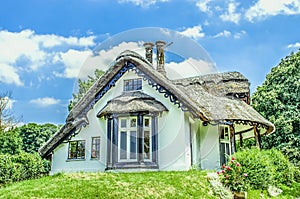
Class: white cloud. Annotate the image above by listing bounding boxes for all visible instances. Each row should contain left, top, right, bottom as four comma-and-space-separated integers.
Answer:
179, 25, 205, 39
234, 30, 247, 39
0, 63, 23, 86
196, 0, 212, 13
0, 96, 16, 110
0, 29, 96, 85
287, 42, 300, 48
29, 97, 61, 107
245, 0, 300, 22
117, 0, 169, 7
76, 41, 144, 79
220, 1, 241, 24
213, 30, 231, 38
165, 57, 216, 79
54, 49, 92, 78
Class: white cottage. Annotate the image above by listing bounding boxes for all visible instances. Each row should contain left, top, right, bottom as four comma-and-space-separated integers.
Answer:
39, 41, 274, 174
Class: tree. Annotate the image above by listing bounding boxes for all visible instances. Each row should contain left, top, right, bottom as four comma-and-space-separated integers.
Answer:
0, 92, 20, 131
68, 69, 104, 111
252, 50, 300, 166
18, 123, 59, 153
0, 128, 22, 155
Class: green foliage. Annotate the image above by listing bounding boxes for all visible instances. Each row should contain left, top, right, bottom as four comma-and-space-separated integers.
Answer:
229, 148, 296, 190
252, 50, 300, 166
0, 128, 22, 155
68, 69, 104, 111
0, 152, 49, 185
18, 123, 58, 153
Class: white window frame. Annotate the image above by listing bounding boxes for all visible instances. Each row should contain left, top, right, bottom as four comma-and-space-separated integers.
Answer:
219, 125, 231, 165
118, 117, 138, 162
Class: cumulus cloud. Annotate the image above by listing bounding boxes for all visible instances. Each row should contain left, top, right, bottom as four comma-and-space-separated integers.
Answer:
76, 41, 144, 79
245, 0, 300, 22
287, 42, 300, 48
196, 0, 212, 13
0, 29, 96, 85
29, 97, 61, 107
179, 25, 205, 39
213, 30, 231, 38
220, 1, 241, 24
165, 57, 216, 79
0, 63, 23, 86
117, 0, 169, 7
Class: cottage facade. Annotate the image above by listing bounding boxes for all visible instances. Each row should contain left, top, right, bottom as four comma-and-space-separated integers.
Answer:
39, 41, 274, 174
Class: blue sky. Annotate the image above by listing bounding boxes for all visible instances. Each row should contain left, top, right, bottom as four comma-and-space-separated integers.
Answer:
0, 0, 299, 124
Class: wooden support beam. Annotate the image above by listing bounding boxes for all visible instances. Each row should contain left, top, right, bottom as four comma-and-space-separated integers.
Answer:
253, 125, 262, 149
239, 132, 243, 148
230, 125, 236, 153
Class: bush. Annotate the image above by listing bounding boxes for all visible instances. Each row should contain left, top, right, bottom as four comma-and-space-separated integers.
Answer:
225, 148, 297, 190
232, 148, 274, 190
265, 148, 294, 185
0, 152, 50, 185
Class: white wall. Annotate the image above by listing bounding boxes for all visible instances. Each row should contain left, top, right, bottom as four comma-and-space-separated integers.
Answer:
199, 123, 220, 170
51, 70, 192, 173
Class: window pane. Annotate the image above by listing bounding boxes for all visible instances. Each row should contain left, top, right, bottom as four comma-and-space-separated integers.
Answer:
121, 119, 127, 128
69, 141, 77, 159
144, 118, 150, 127
144, 131, 150, 159
130, 118, 137, 127
220, 143, 226, 165
91, 137, 100, 159
123, 79, 142, 91
130, 131, 137, 159
120, 131, 127, 159
77, 141, 85, 159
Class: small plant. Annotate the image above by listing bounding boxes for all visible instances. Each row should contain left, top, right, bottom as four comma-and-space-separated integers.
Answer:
217, 156, 249, 192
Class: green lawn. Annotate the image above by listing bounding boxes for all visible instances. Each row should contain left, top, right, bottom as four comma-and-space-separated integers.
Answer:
0, 170, 299, 199
0, 170, 217, 199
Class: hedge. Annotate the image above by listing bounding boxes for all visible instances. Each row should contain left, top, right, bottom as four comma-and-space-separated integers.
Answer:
0, 152, 50, 185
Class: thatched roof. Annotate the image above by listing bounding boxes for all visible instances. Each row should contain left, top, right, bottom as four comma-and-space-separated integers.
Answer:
97, 91, 168, 117
39, 50, 274, 158
172, 72, 250, 97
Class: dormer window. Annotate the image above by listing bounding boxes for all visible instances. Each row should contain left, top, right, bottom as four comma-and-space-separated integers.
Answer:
124, 78, 142, 91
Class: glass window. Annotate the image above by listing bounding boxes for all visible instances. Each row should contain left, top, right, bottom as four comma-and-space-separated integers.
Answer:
124, 78, 142, 91
68, 140, 85, 159
219, 126, 231, 166
91, 137, 100, 159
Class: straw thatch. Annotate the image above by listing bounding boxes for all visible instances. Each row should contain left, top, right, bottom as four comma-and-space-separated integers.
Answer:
97, 91, 168, 117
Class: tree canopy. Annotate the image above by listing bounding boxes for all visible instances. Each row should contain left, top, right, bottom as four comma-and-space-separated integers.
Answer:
68, 69, 104, 111
252, 50, 300, 166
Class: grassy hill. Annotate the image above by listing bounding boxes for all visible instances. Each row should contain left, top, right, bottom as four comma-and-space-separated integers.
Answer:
0, 170, 299, 199
0, 170, 217, 199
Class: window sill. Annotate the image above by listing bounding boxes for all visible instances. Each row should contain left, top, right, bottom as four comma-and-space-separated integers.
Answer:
66, 158, 86, 162
90, 158, 100, 161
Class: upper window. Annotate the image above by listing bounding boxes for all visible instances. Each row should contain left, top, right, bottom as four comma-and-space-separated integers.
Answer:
91, 137, 101, 159
124, 78, 142, 91
68, 140, 85, 159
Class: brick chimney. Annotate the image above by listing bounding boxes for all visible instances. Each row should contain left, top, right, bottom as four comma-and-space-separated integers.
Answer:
155, 41, 167, 77
143, 42, 154, 63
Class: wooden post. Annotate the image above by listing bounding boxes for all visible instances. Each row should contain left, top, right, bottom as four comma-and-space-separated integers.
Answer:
230, 125, 236, 153
239, 132, 243, 148
253, 124, 262, 149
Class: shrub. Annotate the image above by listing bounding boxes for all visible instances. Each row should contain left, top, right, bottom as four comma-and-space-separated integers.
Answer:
265, 148, 294, 185
232, 148, 274, 190
0, 152, 50, 185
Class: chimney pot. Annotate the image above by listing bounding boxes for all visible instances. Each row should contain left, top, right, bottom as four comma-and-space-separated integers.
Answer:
143, 42, 154, 64
155, 41, 167, 77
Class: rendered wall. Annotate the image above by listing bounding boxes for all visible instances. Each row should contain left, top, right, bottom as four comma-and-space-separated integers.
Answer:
50, 70, 192, 174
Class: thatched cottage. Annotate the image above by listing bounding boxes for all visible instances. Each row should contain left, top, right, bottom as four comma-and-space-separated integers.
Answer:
39, 41, 274, 174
